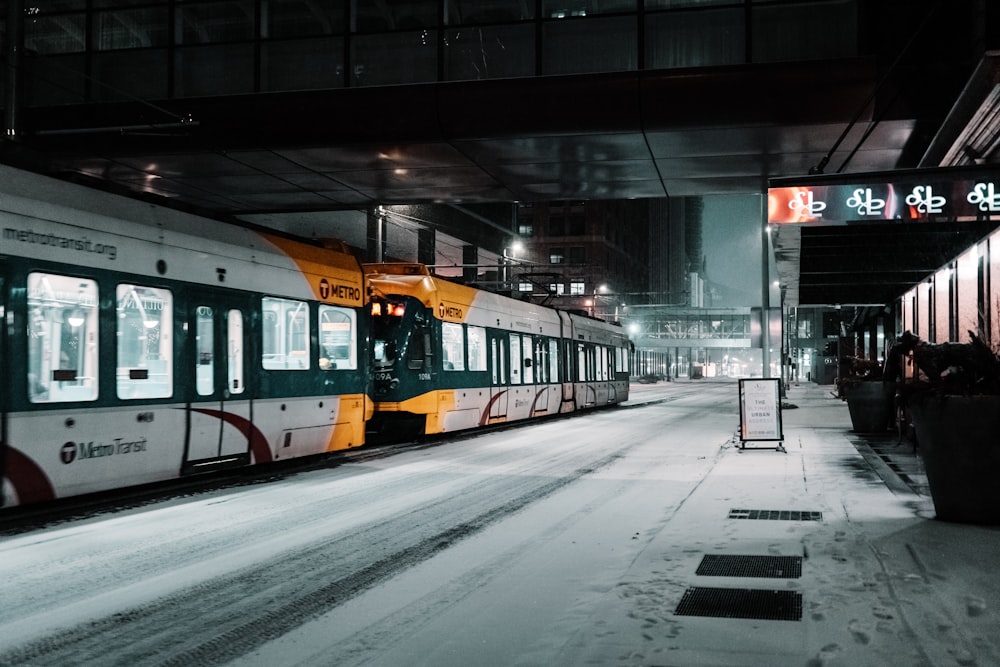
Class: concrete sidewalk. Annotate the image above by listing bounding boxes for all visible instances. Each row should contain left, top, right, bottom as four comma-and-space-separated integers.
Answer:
777, 382, 1000, 666
576, 381, 1000, 666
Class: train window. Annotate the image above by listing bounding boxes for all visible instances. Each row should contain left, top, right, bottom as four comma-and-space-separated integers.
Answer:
467, 325, 487, 371
262, 297, 311, 370
319, 305, 357, 370
522, 335, 534, 384
548, 339, 559, 382
490, 338, 500, 384
196, 306, 214, 396
510, 335, 522, 384
576, 343, 598, 382
227, 310, 245, 393
406, 326, 427, 370
27, 273, 99, 403
441, 322, 465, 371
490, 338, 497, 383
534, 338, 547, 384
373, 339, 396, 365
116, 284, 173, 399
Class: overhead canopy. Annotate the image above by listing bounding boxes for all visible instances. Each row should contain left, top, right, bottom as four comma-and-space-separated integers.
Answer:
5, 58, 913, 220
769, 164, 1000, 307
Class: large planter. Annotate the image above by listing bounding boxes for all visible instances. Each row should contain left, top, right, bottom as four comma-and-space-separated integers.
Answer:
908, 394, 1000, 524
844, 382, 892, 433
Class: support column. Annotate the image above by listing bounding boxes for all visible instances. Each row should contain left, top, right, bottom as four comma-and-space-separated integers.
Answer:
417, 227, 436, 268
760, 195, 772, 378
5, 0, 24, 141
366, 206, 385, 263
462, 245, 478, 284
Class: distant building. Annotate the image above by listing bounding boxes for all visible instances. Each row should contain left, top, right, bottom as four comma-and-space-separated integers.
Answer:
510, 200, 650, 319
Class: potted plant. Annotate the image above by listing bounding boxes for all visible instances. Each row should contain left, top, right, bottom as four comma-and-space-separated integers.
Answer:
838, 355, 893, 434
891, 330, 1000, 524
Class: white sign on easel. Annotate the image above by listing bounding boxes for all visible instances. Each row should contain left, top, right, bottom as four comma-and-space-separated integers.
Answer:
738, 378, 784, 451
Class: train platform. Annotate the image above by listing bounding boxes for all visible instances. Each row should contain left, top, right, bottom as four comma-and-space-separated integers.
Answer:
578, 379, 1000, 667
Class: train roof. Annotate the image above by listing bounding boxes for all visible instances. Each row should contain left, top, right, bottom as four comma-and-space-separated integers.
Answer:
0, 164, 363, 305
365, 263, 628, 340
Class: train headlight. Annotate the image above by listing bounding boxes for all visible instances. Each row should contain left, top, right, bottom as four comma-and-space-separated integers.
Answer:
372, 300, 405, 317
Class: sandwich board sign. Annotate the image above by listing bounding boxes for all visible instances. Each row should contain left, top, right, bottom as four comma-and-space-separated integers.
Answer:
738, 378, 784, 451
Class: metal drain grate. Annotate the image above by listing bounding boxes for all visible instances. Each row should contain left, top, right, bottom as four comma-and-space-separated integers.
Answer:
695, 554, 802, 579
674, 587, 802, 621
728, 508, 823, 521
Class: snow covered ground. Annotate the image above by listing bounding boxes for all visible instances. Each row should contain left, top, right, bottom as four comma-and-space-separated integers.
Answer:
1, 380, 998, 667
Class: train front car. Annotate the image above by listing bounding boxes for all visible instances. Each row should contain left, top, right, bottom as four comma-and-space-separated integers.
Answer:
366, 265, 440, 439
365, 263, 632, 441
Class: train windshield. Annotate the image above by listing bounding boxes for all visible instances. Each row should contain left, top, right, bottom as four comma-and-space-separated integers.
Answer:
373, 339, 395, 364
371, 298, 405, 368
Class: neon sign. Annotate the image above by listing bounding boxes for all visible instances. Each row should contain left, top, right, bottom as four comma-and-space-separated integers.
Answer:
768, 178, 1000, 224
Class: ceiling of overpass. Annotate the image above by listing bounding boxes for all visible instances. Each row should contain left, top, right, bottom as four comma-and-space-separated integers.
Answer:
10, 59, 913, 216
770, 53, 1000, 307
3, 54, 996, 309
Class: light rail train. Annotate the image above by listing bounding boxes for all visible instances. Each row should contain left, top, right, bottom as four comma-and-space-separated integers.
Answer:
0, 166, 370, 509
0, 166, 631, 510
365, 263, 631, 439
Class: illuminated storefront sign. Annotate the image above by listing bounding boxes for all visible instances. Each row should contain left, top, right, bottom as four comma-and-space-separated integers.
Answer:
768, 178, 1000, 225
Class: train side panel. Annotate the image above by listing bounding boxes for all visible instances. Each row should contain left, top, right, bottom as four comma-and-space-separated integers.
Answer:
251, 394, 368, 462
4, 406, 186, 505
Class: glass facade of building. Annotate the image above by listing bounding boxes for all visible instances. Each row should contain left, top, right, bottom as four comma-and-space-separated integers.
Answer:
10, 0, 859, 105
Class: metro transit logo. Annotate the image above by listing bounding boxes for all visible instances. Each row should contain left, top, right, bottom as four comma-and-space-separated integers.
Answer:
318, 278, 362, 303
59, 438, 149, 464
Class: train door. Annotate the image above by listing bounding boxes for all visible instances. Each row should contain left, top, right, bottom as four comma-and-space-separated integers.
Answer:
608, 345, 619, 403
488, 330, 508, 420
599, 345, 613, 404
184, 295, 253, 472
578, 342, 597, 407
532, 337, 550, 414
557, 312, 576, 411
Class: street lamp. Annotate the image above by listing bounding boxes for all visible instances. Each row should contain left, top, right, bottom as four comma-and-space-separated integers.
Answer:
590, 284, 626, 321
591, 283, 608, 317
501, 240, 524, 291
